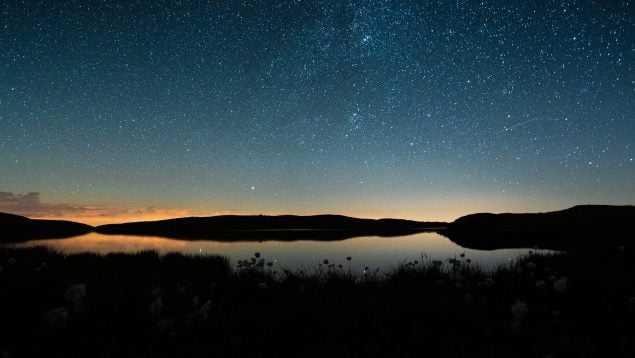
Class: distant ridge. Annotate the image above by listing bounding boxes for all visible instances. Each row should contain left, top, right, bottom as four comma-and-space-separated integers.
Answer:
442, 205, 635, 250
0, 212, 93, 242
95, 214, 446, 241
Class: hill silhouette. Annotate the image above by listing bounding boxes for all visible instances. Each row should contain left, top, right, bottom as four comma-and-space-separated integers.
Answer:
95, 215, 446, 241
442, 205, 635, 250
0, 212, 92, 242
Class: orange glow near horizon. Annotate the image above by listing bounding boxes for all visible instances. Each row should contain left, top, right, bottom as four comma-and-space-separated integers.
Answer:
9, 190, 584, 226
29, 208, 463, 226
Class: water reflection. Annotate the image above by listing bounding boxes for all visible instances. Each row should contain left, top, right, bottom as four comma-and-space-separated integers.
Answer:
10, 232, 541, 272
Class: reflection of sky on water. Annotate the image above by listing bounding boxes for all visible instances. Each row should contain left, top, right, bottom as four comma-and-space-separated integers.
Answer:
11, 232, 541, 273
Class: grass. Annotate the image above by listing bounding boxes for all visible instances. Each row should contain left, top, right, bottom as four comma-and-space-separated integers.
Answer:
0, 246, 634, 357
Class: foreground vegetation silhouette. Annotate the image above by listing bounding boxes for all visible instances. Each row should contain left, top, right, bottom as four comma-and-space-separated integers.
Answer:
1, 246, 634, 357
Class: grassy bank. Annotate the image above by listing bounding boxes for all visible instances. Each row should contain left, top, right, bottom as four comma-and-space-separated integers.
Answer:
0, 246, 634, 357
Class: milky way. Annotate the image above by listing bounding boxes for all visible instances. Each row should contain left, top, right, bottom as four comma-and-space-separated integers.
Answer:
1, 1, 633, 222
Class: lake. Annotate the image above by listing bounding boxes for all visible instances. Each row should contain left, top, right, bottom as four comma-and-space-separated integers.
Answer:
6, 231, 544, 273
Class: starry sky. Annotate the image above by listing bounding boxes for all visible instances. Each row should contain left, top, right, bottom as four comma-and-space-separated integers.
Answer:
1, 0, 633, 224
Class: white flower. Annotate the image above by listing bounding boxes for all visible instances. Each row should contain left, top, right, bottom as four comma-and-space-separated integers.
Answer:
43, 307, 69, 328
151, 287, 162, 298
200, 300, 212, 320
510, 299, 529, 330
149, 297, 163, 316
511, 299, 529, 321
480, 278, 495, 288
553, 277, 568, 293
177, 284, 186, 294
64, 283, 87, 312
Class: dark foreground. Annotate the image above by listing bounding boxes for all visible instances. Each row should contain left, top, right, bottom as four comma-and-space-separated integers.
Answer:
1, 246, 634, 357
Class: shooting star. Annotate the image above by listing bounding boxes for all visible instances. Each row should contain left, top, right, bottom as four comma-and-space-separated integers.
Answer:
493, 117, 540, 134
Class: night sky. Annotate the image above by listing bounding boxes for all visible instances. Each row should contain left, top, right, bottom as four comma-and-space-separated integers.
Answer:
1, 0, 633, 224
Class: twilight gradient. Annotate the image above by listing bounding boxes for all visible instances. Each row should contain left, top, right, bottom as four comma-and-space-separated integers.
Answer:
1, 1, 633, 224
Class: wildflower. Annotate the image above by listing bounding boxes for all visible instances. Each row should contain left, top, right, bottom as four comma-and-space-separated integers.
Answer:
40, 262, 48, 269
258, 282, 268, 290
526, 262, 536, 270
7, 258, 16, 265
346, 256, 352, 261
177, 283, 186, 294
0, 266, 3, 273
551, 310, 561, 324
200, 300, 212, 320
481, 278, 495, 288
535, 280, 546, 289
43, 307, 69, 329
511, 299, 528, 319
629, 297, 635, 304
192, 296, 200, 307
460, 253, 465, 258
254, 252, 261, 259
432, 260, 442, 266
149, 297, 163, 316
455, 282, 463, 289
510, 299, 529, 329
323, 259, 329, 265
266, 262, 273, 268
151, 287, 162, 298
153, 319, 170, 336
64, 283, 87, 313
553, 277, 568, 294
464, 294, 473, 304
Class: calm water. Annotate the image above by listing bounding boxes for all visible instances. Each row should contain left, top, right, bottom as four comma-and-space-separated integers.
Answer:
8, 232, 543, 273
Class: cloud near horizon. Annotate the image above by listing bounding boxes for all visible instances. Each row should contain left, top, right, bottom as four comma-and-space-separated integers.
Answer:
0, 191, 195, 225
